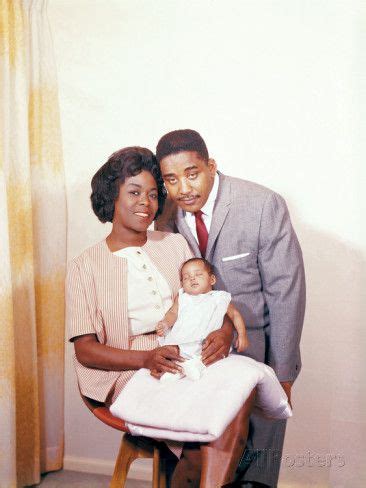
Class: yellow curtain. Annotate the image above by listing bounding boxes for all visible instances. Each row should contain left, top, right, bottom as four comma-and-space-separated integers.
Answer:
0, 1, 66, 486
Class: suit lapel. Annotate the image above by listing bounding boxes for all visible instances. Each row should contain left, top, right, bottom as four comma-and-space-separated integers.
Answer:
176, 209, 201, 257
206, 174, 231, 260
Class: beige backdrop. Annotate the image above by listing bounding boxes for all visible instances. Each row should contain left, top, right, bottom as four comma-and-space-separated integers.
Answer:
49, 1, 366, 486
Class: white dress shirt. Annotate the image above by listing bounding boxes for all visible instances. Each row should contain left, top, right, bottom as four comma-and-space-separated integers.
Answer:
113, 247, 173, 335
184, 173, 219, 241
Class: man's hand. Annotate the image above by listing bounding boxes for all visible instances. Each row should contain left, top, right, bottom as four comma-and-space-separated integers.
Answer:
145, 345, 183, 375
202, 313, 235, 365
201, 328, 233, 366
280, 381, 293, 408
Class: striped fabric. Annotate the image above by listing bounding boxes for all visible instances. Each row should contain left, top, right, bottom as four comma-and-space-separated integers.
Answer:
66, 231, 193, 403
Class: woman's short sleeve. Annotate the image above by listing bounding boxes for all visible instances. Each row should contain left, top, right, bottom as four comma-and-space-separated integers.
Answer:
66, 260, 96, 341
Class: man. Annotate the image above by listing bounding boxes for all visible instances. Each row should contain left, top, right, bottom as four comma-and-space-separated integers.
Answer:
155, 129, 306, 487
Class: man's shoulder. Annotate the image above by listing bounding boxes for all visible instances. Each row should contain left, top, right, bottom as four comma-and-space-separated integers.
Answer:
222, 174, 277, 201
219, 174, 288, 213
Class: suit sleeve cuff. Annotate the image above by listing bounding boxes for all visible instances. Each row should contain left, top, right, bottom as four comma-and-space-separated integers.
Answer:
272, 361, 301, 383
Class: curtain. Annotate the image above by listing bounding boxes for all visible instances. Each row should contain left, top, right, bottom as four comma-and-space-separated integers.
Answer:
0, 1, 66, 486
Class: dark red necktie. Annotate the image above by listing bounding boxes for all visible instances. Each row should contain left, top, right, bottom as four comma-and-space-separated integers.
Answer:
195, 210, 208, 257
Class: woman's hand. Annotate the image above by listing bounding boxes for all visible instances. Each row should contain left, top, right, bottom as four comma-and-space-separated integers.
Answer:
145, 345, 183, 375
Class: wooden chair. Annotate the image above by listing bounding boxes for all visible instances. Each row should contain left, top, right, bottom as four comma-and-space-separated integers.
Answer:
80, 393, 167, 488
80, 388, 257, 487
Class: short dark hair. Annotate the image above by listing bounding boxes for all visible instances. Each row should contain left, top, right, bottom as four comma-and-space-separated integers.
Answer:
156, 129, 209, 162
180, 257, 215, 278
91, 146, 166, 223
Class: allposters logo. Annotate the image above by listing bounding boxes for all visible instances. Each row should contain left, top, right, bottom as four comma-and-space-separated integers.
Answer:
239, 448, 345, 470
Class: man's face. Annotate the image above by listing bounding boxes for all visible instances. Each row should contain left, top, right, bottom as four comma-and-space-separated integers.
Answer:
160, 151, 217, 213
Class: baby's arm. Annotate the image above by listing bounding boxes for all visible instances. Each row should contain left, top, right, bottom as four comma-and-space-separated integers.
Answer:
156, 295, 179, 336
226, 302, 249, 352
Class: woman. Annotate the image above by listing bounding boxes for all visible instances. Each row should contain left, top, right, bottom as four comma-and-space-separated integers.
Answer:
67, 146, 254, 487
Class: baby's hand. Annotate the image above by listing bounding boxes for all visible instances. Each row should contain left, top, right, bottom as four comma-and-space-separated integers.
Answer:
156, 320, 170, 336
235, 332, 250, 353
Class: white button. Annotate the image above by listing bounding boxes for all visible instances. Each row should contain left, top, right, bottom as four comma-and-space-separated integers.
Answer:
142, 264, 147, 270
148, 277, 153, 281
152, 290, 157, 295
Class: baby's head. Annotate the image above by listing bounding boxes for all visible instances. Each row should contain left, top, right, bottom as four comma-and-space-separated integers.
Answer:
180, 258, 216, 296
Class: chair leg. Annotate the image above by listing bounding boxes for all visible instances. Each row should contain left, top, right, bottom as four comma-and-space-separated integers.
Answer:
110, 434, 167, 488
110, 434, 146, 488
153, 444, 168, 488
158, 458, 167, 488
153, 445, 160, 488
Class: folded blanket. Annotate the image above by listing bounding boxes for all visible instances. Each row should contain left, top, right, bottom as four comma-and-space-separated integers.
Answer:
110, 355, 292, 442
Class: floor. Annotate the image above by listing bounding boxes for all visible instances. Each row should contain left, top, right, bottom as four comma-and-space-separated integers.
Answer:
37, 470, 150, 487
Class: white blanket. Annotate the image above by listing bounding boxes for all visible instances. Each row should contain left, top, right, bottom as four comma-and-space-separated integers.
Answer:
110, 355, 292, 442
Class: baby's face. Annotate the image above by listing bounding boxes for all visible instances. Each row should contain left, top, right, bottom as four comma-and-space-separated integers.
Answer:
181, 261, 216, 296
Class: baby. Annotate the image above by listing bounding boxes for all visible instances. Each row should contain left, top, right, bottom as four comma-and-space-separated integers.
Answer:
156, 257, 249, 381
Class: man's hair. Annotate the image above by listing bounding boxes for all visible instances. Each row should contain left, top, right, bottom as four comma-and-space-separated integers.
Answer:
90, 146, 166, 223
156, 129, 209, 162
180, 257, 215, 277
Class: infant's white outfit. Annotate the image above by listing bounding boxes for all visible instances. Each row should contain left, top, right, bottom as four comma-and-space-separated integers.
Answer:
159, 288, 231, 381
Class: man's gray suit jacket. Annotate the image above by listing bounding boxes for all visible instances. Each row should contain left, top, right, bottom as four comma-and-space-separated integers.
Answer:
157, 173, 306, 383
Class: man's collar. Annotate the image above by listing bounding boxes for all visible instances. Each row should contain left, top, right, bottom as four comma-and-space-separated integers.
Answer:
201, 172, 219, 215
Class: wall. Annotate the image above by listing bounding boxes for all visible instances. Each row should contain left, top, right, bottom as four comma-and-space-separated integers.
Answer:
49, 1, 366, 486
